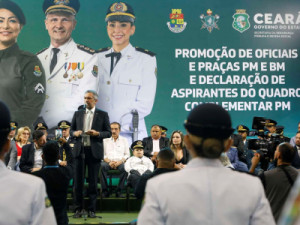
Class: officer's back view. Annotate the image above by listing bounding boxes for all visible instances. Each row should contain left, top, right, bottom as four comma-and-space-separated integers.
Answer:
138, 103, 276, 225
0, 100, 57, 225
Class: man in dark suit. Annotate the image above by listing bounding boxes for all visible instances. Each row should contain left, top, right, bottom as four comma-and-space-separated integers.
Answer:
33, 140, 73, 225
19, 130, 46, 173
71, 90, 111, 218
143, 125, 169, 162
292, 131, 300, 169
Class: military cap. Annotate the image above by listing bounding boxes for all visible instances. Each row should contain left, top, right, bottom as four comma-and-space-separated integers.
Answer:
0, 101, 10, 133
0, 0, 26, 25
184, 103, 234, 139
57, 120, 71, 129
131, 140, 144, 150
237, 125, 249, 132
43, 0, 80, 15
10, 121, 18, 130
160, 126, 168, 133
105, 2, 135, 23
265, 119, 277, 127
35, 122, 48, 131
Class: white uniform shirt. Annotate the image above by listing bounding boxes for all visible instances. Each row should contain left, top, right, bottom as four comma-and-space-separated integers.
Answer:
0, 160, 57, 225
97, 44, 157, 143
103, 135, 130, 161
138, 157, 275, 225
37, 39, 99, 128
125, 155, 154, 175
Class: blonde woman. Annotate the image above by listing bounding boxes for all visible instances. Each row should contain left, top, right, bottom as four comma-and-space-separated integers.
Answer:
15, 126, 31, 161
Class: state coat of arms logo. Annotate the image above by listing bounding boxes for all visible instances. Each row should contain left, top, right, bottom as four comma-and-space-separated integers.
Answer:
200, 9, 219, 33
232, 9, 250, 33
167, 9, 187, 33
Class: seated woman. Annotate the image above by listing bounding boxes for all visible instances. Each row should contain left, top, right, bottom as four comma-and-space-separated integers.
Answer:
170, 130, 190, 169
0, 0, 45, 128
15, 126, 31, 161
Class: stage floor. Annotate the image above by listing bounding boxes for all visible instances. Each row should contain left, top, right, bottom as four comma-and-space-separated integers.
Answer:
68, 212, 138, 225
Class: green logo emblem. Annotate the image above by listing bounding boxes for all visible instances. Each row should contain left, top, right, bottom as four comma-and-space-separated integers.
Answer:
232, 9, 250, 33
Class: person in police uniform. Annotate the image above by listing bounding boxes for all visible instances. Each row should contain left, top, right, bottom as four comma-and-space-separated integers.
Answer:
138, 104, 275, 225
97, 2, 157, 144
0, 100, 57, 225
37, 0, 99, 129
0, 0, 46, 128
57, 120, 74, 166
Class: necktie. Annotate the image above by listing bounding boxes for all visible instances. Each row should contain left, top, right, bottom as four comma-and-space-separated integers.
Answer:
85, 110, 92, 132
105, 52, 121, 75
84, 110, 92, 146
50, 48, 60, 73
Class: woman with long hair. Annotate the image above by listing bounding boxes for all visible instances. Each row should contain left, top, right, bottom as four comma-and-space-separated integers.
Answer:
170, 130, 189, 169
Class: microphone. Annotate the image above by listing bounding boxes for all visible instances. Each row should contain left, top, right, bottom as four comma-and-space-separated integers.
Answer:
132, 109, 139, 142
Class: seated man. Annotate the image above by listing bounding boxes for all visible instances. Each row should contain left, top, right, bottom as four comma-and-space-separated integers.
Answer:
251, 142, 298, 222
19, 130, 47, 173
125, 140, 154, 190
135, 148, 176, 199
101, 122, 130, 197
33, 140, 73, 225
143, 125, 169, 162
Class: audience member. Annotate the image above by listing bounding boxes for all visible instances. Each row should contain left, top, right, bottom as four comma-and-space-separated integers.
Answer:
19, 130, 46, 173
135, 148, 176, 199
101, 122, 130, 198
231, 133, 246, 163
5, 121, 18, 169
15, 126, 31, 161
160, 126, 168, 139
219, 152, 234, 169
290, 122, 300, 147
125, 140, 154, 190
0, 100, 56, 224
265, 119, 277, 135
57, 120, 74, 167
35, 121, 48, 137
169, 130, 189, 169
143, 125, 169, 162
138, 103, 275, 225
33, 140, 73, 225
251, 143, 298, 222
291, 132, 300, 169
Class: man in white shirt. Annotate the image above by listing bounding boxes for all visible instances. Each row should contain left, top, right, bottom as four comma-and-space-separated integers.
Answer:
101, 122, 130, 197
138, 103, 275, 225
0, 100, 57, 225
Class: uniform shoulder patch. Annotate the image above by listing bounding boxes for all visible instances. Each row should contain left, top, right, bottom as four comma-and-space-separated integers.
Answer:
36, 48, 48, 56
95, 47, 111, 53
77, 44, 96, 55
135, 47, 156, 56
